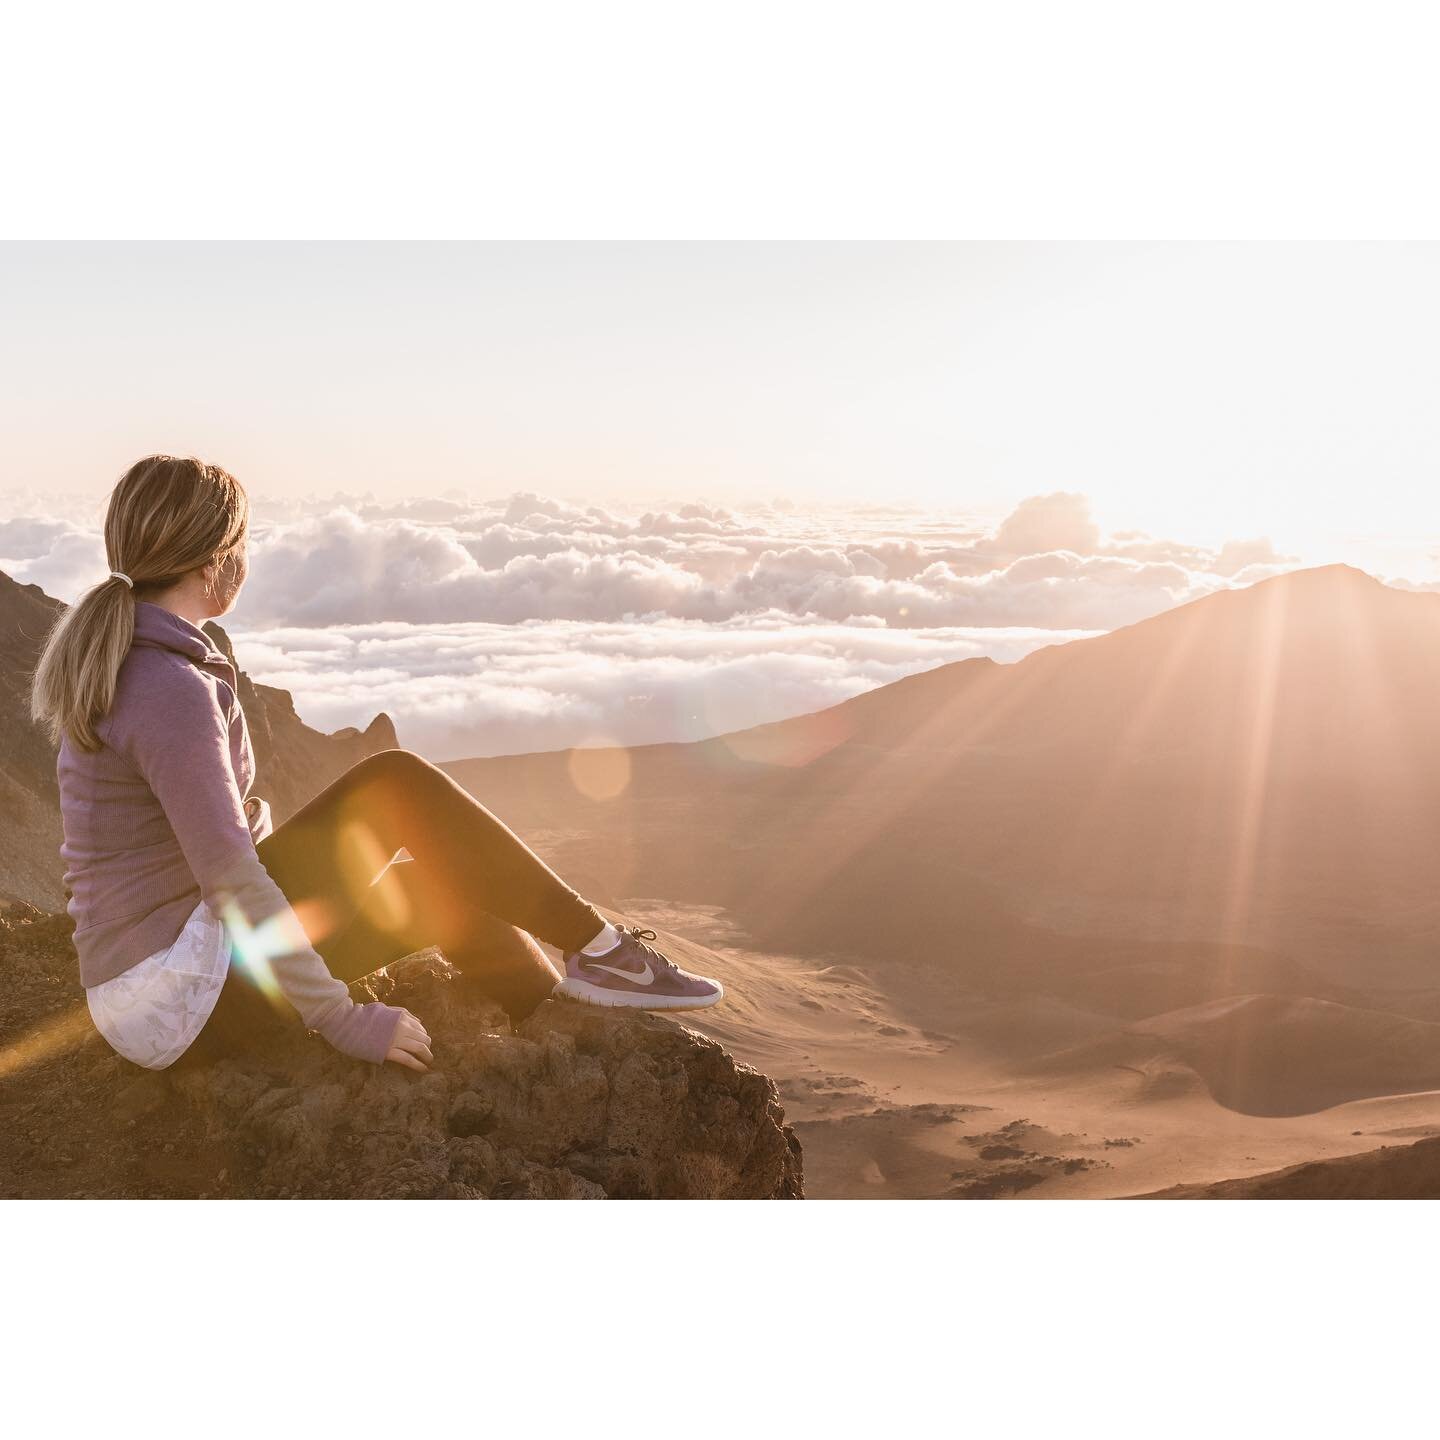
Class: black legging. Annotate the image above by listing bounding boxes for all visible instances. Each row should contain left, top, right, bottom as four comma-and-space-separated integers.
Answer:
171, 748, 608, 1067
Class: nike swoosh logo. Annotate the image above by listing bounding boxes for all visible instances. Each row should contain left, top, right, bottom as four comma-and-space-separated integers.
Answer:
585, 959, 654, 986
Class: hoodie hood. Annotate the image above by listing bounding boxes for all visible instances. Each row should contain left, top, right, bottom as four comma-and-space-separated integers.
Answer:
130, 600, 237, 686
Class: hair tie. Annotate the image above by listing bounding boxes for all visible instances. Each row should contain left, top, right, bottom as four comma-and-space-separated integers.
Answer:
110, 571, 134, 588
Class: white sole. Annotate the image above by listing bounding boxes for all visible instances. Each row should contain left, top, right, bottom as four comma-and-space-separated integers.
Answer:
553, 976, 725, 1011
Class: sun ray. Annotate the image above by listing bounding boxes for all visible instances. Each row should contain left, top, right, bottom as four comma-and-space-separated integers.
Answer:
733, 648, 1072, 934
1033, 602, 1210, 939
0, 1003, 95, 1081
1208, 576, 1289, 1100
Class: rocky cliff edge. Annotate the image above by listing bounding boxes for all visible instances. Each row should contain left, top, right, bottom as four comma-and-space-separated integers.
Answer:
0, 905, 803, 1200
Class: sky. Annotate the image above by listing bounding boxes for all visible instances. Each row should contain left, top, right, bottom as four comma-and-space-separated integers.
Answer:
2, 242, 1439, 558
4, 242, 1440, 758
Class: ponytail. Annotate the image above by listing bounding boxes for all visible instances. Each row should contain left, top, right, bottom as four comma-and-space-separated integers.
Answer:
28, 455, 248, 752
29, 575, 139, 752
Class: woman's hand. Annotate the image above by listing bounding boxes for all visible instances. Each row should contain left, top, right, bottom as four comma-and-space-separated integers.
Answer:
385, 1009, 434, 1072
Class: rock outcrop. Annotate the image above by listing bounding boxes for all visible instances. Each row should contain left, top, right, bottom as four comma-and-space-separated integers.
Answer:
0, 571, 67, 910
0, 905, 803, 1200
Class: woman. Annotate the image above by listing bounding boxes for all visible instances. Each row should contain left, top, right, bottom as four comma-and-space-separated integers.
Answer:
30, 455, 723, 1076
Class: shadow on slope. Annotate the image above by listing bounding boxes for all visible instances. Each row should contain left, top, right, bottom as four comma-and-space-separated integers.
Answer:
1022, 993, 1440, 1117
1138, 1133, 1440, 1198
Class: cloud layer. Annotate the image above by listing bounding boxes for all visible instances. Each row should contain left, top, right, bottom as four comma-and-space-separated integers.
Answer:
0, 486, 1305, 756
227, 615, 1082, 760
239, 487, 1294, 633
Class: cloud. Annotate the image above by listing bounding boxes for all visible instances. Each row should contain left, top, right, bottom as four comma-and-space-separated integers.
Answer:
3, 484, 1296, 633
214, 488, 1291, 633
227, 615, 1086, 761
0, 516, 107, 600
991, 490, 1101, 558
0, 484, 1307, 755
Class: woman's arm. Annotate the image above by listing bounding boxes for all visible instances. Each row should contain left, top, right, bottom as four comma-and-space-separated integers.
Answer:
112, 669, 403, 1064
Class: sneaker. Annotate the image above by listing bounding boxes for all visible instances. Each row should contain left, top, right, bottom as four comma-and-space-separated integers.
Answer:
555, 924, 724, 1011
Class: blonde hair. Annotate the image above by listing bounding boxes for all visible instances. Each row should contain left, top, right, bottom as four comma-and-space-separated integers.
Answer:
29, 455, 250, 753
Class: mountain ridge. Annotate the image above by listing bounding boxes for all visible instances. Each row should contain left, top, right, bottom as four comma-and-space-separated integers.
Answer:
440, 558, 1440, 985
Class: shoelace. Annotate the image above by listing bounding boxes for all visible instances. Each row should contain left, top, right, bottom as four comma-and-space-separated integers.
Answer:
616, 924, 681, 974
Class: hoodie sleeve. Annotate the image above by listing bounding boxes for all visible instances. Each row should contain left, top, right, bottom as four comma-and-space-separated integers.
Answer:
112, 666, 403, 1065
244, 794, 274, 844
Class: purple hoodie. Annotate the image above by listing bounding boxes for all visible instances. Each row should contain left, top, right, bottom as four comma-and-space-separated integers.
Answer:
56, 600, 403, 1064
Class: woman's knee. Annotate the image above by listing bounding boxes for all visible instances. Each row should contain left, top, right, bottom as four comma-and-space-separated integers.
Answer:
350, 747, 436, 787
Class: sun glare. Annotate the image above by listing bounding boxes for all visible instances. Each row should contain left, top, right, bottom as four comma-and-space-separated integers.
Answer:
0, 1003, 95, 1081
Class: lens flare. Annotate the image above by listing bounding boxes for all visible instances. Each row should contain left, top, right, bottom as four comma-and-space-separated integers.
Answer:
215, 837, 412, 1009
568, 738, 632, 801
216, 895, 318, 1014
